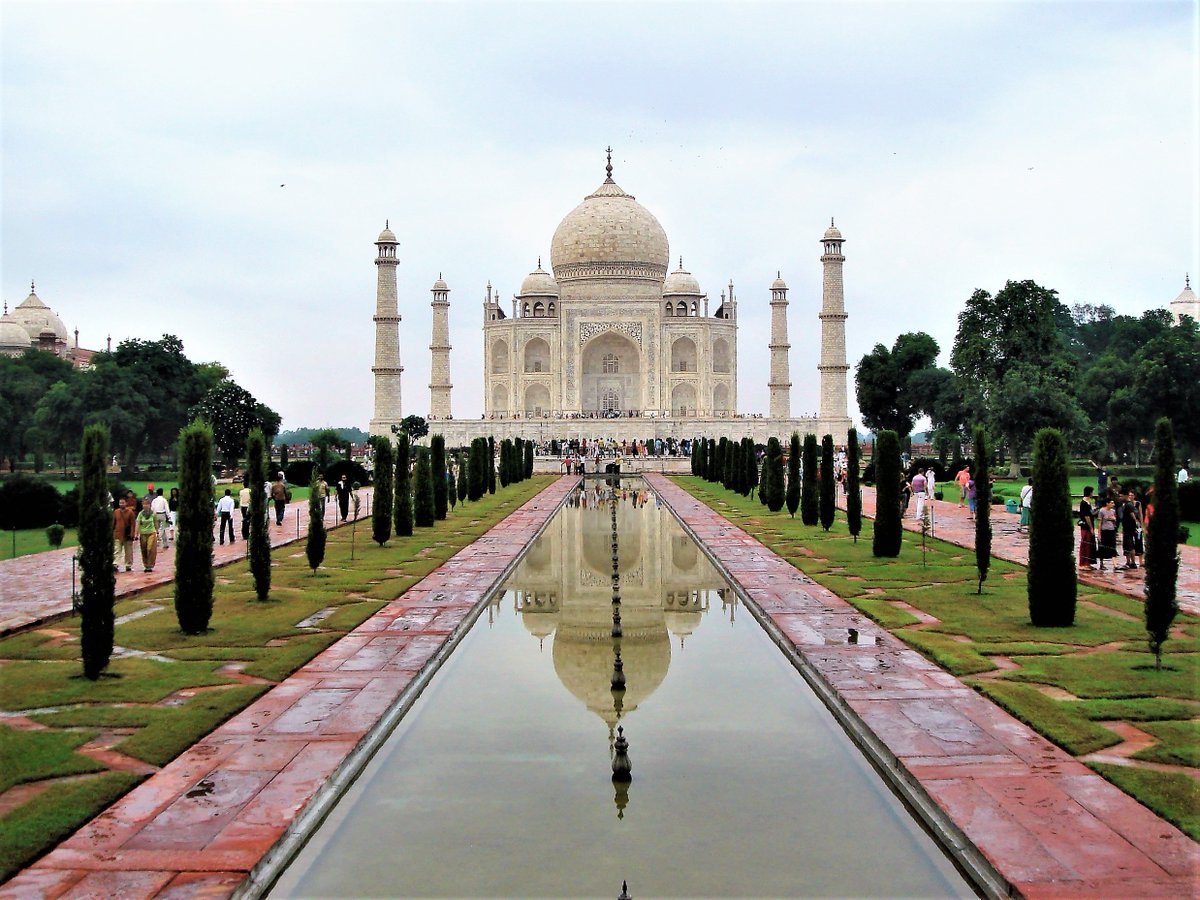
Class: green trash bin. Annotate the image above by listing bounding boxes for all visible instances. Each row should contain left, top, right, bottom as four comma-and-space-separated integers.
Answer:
1005, 498, 1018, 514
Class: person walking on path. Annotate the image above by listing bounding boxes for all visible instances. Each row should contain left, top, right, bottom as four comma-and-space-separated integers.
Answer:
167, 487, 180, 544
1178, 463, 1190, 485
955, 465, 970, 508
136, 498, 158, 573
317, 474, 329, 517
336, 474, 351, 522
1116, 489, 1143, 572
151, 488, 171, 550
1018, 479, 1033, 534
912, 468, 928, 522
966, 475, 977, 520
270, 475, 289, 526
1097, 497, 1118, 572
1078, 486, 1097, 570
112, 496, 136, 572
216, 489, 237, 544
238, 480, 253, 540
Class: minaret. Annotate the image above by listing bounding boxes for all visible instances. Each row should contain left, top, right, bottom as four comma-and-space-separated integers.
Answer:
369, 223, 403, 438
818, 220, 851, 430
429, 274, 452, 419
768, 272, 792, 419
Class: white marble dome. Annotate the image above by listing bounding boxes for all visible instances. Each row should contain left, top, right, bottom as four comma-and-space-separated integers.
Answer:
663, 259, 702, 296
12, 290, 68, 343
0, 308, 32, 355
519, 261, 559, 297
376, 226, 398, 244
550, 177, 669, 284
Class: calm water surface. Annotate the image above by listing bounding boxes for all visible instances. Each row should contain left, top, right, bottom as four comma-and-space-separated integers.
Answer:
271, 482, 973, 898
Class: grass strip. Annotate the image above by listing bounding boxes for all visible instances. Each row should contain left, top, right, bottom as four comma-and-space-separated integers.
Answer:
0, 726, 105, 792
1129, 720, 1200, 768
970, 680, 1122, 755
114, 684, 270, 765
1088, 763, 1200, 841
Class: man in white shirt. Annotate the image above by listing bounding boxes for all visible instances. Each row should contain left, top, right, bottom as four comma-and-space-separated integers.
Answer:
216, 489, 237, 544
1019, 479, 1034, 534
1179, 465, 1190, 485
150, 488, 171, 549
912, 468, 928, 521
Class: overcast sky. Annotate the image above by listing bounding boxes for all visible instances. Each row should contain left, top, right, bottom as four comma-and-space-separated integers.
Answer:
3, 0, 1196, 433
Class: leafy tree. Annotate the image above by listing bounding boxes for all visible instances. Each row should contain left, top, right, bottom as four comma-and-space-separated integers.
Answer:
785, 432, 801, 517
394, 432, 413, 537
764, 437, 785, 512
819, 434, 836, 531
310, 428, 346, 471
801, 434, 819, 525
79, 424, 115, 679
872, 430, 902, 557
1129, 322, 1200, 453
247, 428, 271, 600
431, 435, 448, 519
0, 349, 75, 470
306, 464, 327, 572
951, 280, 1082, 473
175, 420, 215, 634
846, 429, 862, 542
413, 447, 435, 527
1027, 428, 1075, 627
371, 436, 394, 545
110, 335, 209, 466
854, 333, 940, 441
189, 379, 281, 469
1145, 418, 1180, 670
399, 414, 429, 440
973, 426, 992, 594
32, 379, 85, 471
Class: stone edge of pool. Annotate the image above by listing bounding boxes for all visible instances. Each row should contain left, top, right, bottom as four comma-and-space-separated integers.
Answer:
646, 473, 1199, 900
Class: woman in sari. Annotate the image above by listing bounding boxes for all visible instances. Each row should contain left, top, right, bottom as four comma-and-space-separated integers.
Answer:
1078, 485, 1096, 569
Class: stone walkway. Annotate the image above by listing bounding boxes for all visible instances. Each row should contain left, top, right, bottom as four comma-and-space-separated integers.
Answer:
0, 477, 576, 899
850, 486, 1200, 616
0, 492, 376, 637
647, 474, 1198, 898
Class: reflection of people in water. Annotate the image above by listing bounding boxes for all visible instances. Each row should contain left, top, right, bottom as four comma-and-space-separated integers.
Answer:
569, 485, 655, 510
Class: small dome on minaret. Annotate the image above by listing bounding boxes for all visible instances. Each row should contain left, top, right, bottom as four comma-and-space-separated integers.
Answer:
376, 222, 398, 244
822, 219, 843, 242
432, 273, 449, 292
771, 271, 788, 290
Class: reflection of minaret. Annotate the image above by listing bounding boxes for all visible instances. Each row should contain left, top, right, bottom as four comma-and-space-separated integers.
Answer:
429, 275, 452, 420
818, 220, 850, 428
768, 273, 791, 419
369, 223, 403, 437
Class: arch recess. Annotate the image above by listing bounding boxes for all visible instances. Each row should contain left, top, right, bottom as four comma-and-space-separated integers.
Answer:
524, 337, 551, 373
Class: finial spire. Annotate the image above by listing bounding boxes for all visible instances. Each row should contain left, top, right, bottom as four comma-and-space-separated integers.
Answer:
1187, 273, 1192, 289
537, 255, 542, 269
605, 146, 613, 181
385, 219, 389, 229
3, 301, 7, 315
831, 217, 835, 227
438, 271, 442, 280
30, 279, 35, 293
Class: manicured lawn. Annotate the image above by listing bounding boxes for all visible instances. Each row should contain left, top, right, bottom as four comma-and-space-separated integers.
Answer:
1, 527, 78, 560
674, 476, 1200, 841
0, 476, 554, 882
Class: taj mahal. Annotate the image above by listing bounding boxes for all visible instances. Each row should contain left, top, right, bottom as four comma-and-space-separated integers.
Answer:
368, 151, 853, 446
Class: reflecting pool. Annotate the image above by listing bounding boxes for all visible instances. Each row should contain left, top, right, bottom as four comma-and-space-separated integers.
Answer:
270, 480, 974, 898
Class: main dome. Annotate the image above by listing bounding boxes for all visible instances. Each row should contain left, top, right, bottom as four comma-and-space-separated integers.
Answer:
550, 175, 669, 284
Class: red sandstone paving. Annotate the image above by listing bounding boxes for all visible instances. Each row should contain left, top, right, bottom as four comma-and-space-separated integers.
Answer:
645, 474, 1199, 898
0, 477, 577, 900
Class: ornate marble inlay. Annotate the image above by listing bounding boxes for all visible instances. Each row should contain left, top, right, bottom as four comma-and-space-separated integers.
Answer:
579, 321, 643, 347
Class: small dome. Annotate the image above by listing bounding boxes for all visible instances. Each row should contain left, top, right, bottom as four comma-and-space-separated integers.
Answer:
1169, 275, 1198, 325
771, 271, 788, 290
518, 261, 560, 297
376, 226, 398, 244
823, 220, 843, 241
662, 259, 702, 297
432, 275, 448, 291
0, 309, 32, 354
12, 289, 68, 343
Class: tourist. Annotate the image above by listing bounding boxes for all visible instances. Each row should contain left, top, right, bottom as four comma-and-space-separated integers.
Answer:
955, 465, 970, 508
1179, 463, 1190, 485
1018, 479, 1033, 534
216, 488, 236, 544
238, 479, 253, 539
966, 475, 976, 520
1096, 497, 1118, 571
136, 497, 158, 572
1116, 490, 1143, 572
899, 474, 913, 518
912, 467, 927, 521
337, 474, 351, 522
1078, 486, 1096, 570
112, 496, 136, 572
167, 487, 180, 543
151, 488, 171, 549
317, 474, 329, 516
1089, 459, 1110, 497
270, 474, 289, 525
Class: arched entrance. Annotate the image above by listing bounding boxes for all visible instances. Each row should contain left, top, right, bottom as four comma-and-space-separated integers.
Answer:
580, 332, 641, 416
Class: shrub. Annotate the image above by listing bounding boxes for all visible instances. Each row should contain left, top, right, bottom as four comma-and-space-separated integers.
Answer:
1178, 480, 1199, 521
306, 464, 327, 572
1027, 428, 1076, 627
872, 430, 902, 557
284, 460, 316, 488
174, 420, 215, 634
46, 523, 66, 547
906, 457, 945, 484
1146, 418, 1180, 670
0, 476, 61, 529
79, 424, 115, 679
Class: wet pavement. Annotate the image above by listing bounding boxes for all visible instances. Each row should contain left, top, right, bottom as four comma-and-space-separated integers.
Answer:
648, 474, 1198, 898
0, 477, 576, 899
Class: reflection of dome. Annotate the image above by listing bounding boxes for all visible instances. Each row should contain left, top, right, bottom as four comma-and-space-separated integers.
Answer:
519, 260, 559, 297
550, 170, 669, 284
664, 593, 703, 642
12, 288, 68, 343
0, 307, 32, 355
553, 630, 670, 728
663, 259, 702, 297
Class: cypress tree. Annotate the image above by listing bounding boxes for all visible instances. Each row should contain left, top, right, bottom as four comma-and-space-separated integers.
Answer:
512, 438, 522, 484
499, 439, 511, 488
742, 437, 756, 497
414, 447, 435, 527
973, 426, 992, 594
801, 433, 819, 526
691, 438, 699, 476
846, 429, 862, 543
280, 443, 289, 472
175, 419, 215, 633
1028, 428, 1075, 626
456, 450, 468, 505
1146, 417, 1180, 670
79, 423, 115, 679
371, 436, 394, 545
725, 438, 737, 489
786, 432, 801, 518
872, 429, 903, 557
469, 437, 486, 500
488, 436, 497, 494
820, 434, 836, 531
729, 439, 742, 492
765, 437, 785, 512
714, 437, 727, 484
431, 434, 448, 519
448, 453, 458, 511
698, 438, 708, 479
247, 428, 270, 600
306, 463, 327, 572
524, 439, 534, 480
395, 432, 413, 537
